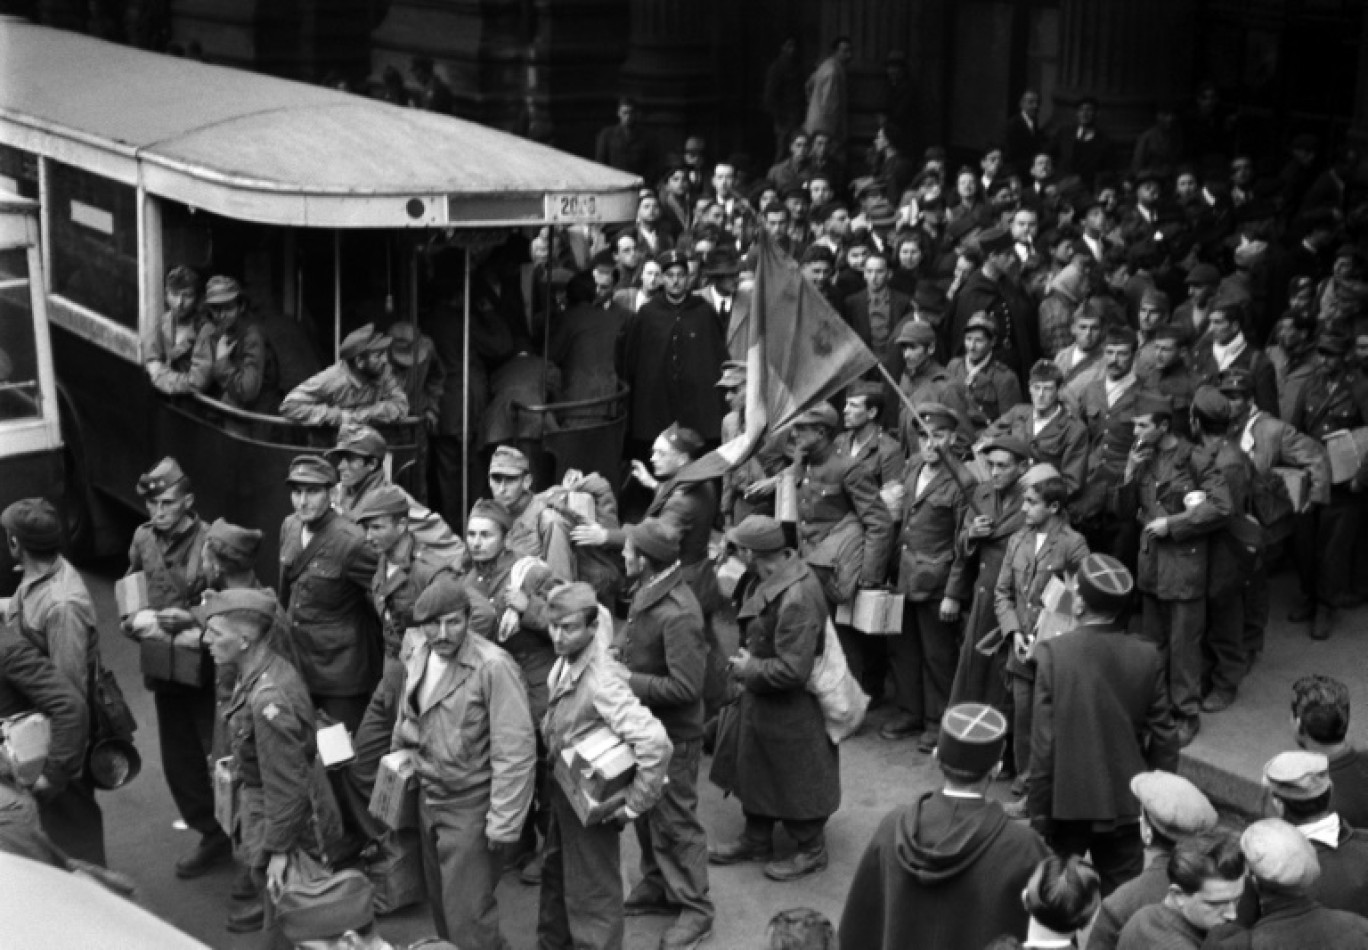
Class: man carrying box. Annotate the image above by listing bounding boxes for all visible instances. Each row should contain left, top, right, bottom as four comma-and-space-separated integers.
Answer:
539, 582, 671, 950
391, 576, 536, 949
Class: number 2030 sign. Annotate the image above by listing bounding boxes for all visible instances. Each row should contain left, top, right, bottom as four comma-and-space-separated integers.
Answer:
546, 193, 599, 223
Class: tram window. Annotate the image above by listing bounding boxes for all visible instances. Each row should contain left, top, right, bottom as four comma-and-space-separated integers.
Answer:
0, 247, 43, 423
0, 145, 39, 200
47, 160, 138, 331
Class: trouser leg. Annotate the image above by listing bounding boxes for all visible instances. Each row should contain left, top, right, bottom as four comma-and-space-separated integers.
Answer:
885, 605, 926, 724
1320, 489, 1363, 605
537, 782, 622, 950
38, 776, 105, 866
917, 601, 959, 726
1140, 594, 1175, 712
1082, 825, 1144, 897
1011, 673, 1034, 784
1205, 588, 1245, 696
1243, 555, 1269, 657
638, 738, 714, 923
154, 685, 220, 837
1170, 598, 1205, 722
424, 796, 507, 950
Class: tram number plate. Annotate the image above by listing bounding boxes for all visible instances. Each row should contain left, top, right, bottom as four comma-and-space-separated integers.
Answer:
547, 193, 599, 223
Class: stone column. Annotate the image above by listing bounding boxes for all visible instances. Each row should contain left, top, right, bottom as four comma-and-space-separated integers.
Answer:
618, 0, 720, 154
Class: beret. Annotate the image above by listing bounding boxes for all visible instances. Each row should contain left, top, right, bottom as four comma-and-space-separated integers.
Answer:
793, 403, 840, 429
978, 226, 1013, 256
965, 311, 998, 338
339, 323, 392, 360
413, 575, 471, 623
352, 484, 410, 523
1263, 750, 1331, 802
137, 457, 188, 499
165, 265, 200, 292
1134, 391, 1174, 419
388, 322, 418, 367
980, 436, 1031, 460
624, 518, 681, 563
546, 581, 600, 621
205, 518, 262, 570
663, 423, 705, 458
1242, 819, 1321, 889
727, 514, 787, 553
197, 587, 279, 625
1217, 368, 1254, 395
894, 320, 937, 347
1191, 386, 1231, 424
203, 275, 240, 305
0, 498, 61, 554
285, 454, 338, 487
1020, 463, 1062, 488
325, 423, 387, 463
938, 703, 1007, 775
1131, 771, 1218, 838
488, 445, 530, 477
1076, 552, 1133, 613
468, 498, 513, 532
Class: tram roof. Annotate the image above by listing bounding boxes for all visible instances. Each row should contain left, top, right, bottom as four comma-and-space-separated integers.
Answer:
0, 19, 642, 227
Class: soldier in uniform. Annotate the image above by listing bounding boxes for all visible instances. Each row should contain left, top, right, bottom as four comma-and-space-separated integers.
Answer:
892, 320, 957, 454
277, 455, 381, 733
946, 312, 1024, 430
487, 444, 575, 583
981, 360, 1089, 499
1114, 392, 1231, 746
121, 458, 227, 879
197, 276, 280, 414
1140, 324, 1200, 440
538, 582, 672, 950
1288, 332, 1368, 639
280, 323, 410, 426
709, 516, 840, 883
392, 577, 537, 948
1, 498, 105, 865
200, 588, 320, 934
143, 265, 208, 395
882, 404, 967, 747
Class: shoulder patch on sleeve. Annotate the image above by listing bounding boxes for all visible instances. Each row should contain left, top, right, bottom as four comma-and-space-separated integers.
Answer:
262, 702, 279, 721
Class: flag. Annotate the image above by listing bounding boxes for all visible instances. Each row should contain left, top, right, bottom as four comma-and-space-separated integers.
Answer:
677, 232, 878, 483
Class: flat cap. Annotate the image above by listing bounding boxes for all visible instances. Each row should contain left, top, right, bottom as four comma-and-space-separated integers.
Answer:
1263, 750, 1331, 801
980, 436, 1031, 460
388, 322, 418, 367
914, 402, 960, 431
978, 226, 1013, 256
0, 498, 61, 554
1186, 263, 1221, 286
793, 403, 839, 430
1020, 463, 1062, 488
1134, 391, 1175, 419
1242, 819, 1321, 889
468, 498, 512, 532
1130, 771, 1218, 838
413, 575, 470, 623
203, 275, 241, 305
1076, 552, 1133, 613
488, 445, 530, 477
894, 320, 937, 347
658, 249, 690, 272
1191, 386, 1232, 424
326, 423, 387, 463
662, 423, 705, 458
624, 518, 681, 563
285, 454, 338, 487
205, 518, 262, 570
353, 484, 410, 523
339, 323, 392, 360
136, 457, 188, 499
1140, 287, 1171, 310
546, 581, 599, 621
1217, 368, 1254, 395
716, 361, 747, 389
197, 587, 279, 624
728, 514, 787, 553
1029, 359, 1064, 384
937, 703, 1007, 774
964, 311, 998, 339
1317, 332, 1351, 356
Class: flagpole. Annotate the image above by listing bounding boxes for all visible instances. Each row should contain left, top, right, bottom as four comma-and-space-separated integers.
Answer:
875, 361, 984, 517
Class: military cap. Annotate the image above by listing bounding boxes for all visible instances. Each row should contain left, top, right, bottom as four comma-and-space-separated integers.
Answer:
624, 518, 681, 564
352, 484, 410, 523
1076, 552, 1133, 613
801, 244, 836, 266
727, 514, 787, 553
703, 247, 741, 276
1134, 391, 1174, 419
1217, 368, 1254, 395
388, 322, 418, 367
1029, 359, 1064, 384
867, 198, 898, 230
488, 445, 530, 477
964, 311, 998, 339
1020, 463, 1063, 489
662, 423, 705, 458
203, 275, 241, 305
165, 265, 200, 292
198, 587, 279, 625
1317, 332, 1351, 356
980, 436, 1031, 460
1190, 386, 1232, 425
1152, 323, 1188, 343
1241, 819, 1321, 889
205, 518, 262, 570
894, 320, 937, 347
468, 498, 512, 532
937, 703, 1007, 774
914, 402, 959, 431
412, 575, 470, 623
326, 423, 387, 463
716, 361, 747, 389
658, 249, 690, 273
977, 226, 1014, 256
0, 498, 61, 554
1263, 750, 1331, 801
793, 403, 839, 430
1185, 263, 1221, 286
1140, 287, 1171, 310
285, 454, 338, 487
546, 581, 600, 621
136, 457, 188, 499
339, 323, 392, 361
846, 380, 884, 402
1130, 771, 1218, 838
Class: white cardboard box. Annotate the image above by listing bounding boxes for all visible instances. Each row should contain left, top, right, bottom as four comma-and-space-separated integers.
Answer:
835, 590, 904, 635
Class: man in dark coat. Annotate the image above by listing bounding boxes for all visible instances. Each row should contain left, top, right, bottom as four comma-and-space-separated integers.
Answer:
945, 227, 1038, 379
618, 250, 729, 455
709, 516, 840, 883
838, 703, 1049, 950
1025, 553, 1180, 896
1291, 675, 1368, 831
1003, 90, 1047, 174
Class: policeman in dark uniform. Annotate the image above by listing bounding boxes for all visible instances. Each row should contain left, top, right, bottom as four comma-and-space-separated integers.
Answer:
122, 457, 226, 879
200, 588, 318, 934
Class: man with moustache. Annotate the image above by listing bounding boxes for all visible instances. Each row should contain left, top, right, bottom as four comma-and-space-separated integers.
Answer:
280, 323, 409, 426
